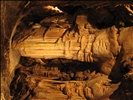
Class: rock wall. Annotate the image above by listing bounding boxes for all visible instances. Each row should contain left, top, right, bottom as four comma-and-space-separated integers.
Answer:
13, 5, 133, 77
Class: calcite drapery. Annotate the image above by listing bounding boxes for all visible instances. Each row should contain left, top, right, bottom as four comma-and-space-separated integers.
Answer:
13, 14, 120, 63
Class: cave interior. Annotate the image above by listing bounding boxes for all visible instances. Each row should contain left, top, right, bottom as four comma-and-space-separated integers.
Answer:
1, 1, 133, 100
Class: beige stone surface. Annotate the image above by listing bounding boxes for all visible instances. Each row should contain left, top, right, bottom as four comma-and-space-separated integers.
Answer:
1, 1, 133, 100
92, 28, 113, 60
14, 25, 120, 63
13, 16, 133, 80
43, 26, 66, 43
119, 26, 133, 60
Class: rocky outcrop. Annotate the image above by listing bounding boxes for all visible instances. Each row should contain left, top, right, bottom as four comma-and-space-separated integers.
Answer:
9, 58, 120, 100
13, 12, 133, 77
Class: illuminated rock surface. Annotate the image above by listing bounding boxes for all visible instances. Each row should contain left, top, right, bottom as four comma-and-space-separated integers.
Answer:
1, 1, 133, 100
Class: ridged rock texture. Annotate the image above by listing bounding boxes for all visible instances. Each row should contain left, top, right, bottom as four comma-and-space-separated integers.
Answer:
1, 1, 133, 100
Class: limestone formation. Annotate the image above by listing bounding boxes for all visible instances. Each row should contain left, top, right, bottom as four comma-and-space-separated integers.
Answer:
13, 15, 118, 61
13, 13, 133, 77
1, 1, 133, 100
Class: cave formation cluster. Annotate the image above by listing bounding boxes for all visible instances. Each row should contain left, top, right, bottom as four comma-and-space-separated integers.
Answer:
1, 1, 133, 100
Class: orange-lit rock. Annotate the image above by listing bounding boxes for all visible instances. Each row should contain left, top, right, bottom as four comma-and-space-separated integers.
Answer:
1, 1, 133, 100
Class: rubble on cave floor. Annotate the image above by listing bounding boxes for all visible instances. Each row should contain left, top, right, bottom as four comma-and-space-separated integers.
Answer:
10, 57, 121, 100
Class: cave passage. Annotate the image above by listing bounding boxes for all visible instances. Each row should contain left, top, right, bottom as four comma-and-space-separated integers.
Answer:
1, 1, 133, 100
